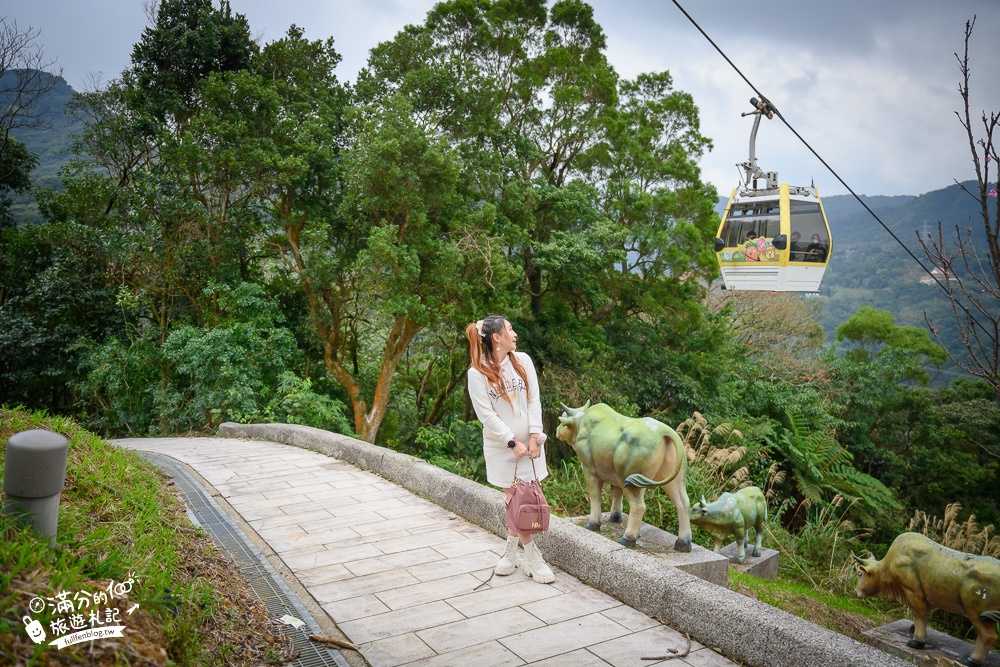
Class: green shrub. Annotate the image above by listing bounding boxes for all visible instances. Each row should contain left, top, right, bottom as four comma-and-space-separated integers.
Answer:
414, 420, 486, 482
262, 372, 354, 435
76, 282, 305, 435
158, 321, 298, 431
74, 335, 165, 435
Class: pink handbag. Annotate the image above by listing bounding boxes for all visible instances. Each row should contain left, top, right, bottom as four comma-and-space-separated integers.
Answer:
505, 457, 550, 534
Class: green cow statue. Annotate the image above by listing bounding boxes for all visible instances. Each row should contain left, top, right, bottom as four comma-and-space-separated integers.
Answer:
556, 401, 691, 551
853, 532, 1000, 667
689, 486, 767, 564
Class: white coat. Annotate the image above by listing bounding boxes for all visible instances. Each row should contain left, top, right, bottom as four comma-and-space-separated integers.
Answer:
467, 351, 547, 487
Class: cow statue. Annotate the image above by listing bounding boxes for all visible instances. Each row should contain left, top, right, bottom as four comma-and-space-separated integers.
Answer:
556, 401, 691, 551
853, 532, 1000, 667
690, 486, 767, 564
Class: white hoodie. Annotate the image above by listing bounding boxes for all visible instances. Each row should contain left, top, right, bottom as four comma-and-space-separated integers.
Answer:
467, 351, 547, 487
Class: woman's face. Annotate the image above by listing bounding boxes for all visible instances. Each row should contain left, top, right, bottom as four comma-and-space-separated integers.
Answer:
811, 234, 821, 243
492, 320, 517, 356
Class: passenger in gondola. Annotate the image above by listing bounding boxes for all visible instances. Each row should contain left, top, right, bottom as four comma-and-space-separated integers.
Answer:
805, 234, 827, 262
742, 231, 761, 261
789, 231, 805, 261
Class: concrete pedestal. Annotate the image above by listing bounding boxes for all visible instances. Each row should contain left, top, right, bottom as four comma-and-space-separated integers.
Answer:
863, 619, 1000, 667
568, 512, 729, 586
719, 541, 780, 579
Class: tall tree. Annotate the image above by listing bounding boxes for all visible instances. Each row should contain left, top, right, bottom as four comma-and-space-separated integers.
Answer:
0, 17, 61, 403
48, 25, 343, 431
314, 96, 472, 441
129, 0, 256, 129
919, 17, 1000, 401
55, 0, 263, 335
836, 306, 946, 378
580, 71, 717, 321
358, 0, 719, 428
191, 26, 495, 442
358, 0, 623, 318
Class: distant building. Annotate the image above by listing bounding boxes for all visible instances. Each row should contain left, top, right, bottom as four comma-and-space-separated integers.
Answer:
920, 267, 955, 285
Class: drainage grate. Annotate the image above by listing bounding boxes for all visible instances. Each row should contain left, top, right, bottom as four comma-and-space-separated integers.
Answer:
138, 451, 350, 667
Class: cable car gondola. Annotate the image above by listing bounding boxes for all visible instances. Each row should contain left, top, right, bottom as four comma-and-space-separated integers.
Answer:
714, 98, 832, 292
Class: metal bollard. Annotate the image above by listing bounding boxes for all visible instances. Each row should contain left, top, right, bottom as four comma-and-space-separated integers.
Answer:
3, 429, 69, 547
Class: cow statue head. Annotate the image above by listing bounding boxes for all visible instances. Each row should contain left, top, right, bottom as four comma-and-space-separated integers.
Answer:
851, 551, 879, 597
556, 400, 590, 445
691, 494, 710, 519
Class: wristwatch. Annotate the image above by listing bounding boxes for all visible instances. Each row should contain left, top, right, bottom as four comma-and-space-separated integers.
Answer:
507, 439, 517, 449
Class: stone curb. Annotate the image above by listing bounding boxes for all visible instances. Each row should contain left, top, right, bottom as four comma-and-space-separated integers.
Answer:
218, 422, 908, 667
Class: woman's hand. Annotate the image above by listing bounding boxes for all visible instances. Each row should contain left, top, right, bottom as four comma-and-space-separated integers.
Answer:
512, 441, 530, 458
527, 436, 541, 459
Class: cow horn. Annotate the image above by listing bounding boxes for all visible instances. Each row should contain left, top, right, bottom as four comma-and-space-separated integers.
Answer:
852, 551, 875, 566
560, 401, 591, 417
700, 494, 708, 506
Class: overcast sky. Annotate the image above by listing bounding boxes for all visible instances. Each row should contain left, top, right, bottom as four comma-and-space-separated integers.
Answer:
5, 0, 998, 197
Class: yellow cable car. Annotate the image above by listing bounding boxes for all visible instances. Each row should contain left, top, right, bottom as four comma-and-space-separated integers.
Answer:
714, 98, 832, 292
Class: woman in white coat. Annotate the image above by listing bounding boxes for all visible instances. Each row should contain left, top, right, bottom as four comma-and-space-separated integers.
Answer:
465, 315, 554, 584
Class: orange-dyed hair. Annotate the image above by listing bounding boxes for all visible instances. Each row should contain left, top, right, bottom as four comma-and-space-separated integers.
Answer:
466, 315, 531, 405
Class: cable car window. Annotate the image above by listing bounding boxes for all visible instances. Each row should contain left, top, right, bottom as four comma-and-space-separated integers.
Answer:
788, 200, 828, 262
721, 202, 780, 247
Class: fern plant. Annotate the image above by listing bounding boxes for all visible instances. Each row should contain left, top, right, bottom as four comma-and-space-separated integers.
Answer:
766, 407, 900, 528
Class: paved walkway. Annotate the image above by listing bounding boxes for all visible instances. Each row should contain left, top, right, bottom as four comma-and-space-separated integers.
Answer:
114, 437, 737, 667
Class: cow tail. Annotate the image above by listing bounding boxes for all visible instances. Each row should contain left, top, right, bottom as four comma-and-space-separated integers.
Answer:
624, 431, 684, 488
981, 610, 1000, 624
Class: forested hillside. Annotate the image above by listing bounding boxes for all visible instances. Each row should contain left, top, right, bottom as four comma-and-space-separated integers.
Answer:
820, 185, 998, 384
1, 0, 998, 570
1, 70, 80, 223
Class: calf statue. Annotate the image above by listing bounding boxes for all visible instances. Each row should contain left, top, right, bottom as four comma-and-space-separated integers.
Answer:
853, 532, 1000, 667
556, 401, 691, 551
690, 486, 767, 564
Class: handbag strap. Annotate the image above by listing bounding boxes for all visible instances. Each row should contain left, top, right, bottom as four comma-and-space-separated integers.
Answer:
511, 455, 540, 486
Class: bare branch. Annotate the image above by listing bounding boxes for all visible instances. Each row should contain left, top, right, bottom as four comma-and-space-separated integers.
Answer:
0, 16, 62, 161
922, 16, 1000, 402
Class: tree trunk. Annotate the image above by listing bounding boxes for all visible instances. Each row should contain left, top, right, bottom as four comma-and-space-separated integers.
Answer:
526, 257, 543, 318
349, 316, 423, 443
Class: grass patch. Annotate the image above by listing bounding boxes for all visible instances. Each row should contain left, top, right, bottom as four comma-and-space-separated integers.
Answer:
727, 570, 901, 642
0, 407, 292, 665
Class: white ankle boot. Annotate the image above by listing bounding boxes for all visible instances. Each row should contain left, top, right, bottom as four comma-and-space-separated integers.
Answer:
495, 535, 519, 576
522, 541, 555, 583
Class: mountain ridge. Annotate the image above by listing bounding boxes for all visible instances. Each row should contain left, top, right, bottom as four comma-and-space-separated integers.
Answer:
2, 70, 81, 223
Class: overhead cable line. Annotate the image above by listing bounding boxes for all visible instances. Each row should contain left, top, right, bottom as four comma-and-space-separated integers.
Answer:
669, 0, 952, 296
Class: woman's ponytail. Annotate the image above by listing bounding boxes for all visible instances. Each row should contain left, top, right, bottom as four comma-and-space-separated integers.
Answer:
465, 322, 483, 366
